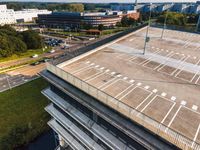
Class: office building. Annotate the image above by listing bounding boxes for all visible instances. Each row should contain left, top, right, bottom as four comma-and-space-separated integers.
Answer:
0, 4, 51, 25
0, 5, 16, 25
38, 11, 140, 29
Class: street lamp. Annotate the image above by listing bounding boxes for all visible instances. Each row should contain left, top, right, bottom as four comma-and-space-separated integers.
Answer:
143, 3, 152, 55
196, 14, 200, 32
161, 10, 169, 39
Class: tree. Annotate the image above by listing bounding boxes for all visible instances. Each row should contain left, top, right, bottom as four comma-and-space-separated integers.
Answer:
121, 16, 129, 27
0, 34, 13, 57
10, 36, 27, 53
98, 24, 104, 31
21, 30, 43, 49
157, 12, 188, 26
116, 22, 122, 27
121, 16, 137, 27
0, 125, 29, 149
82, 23, 92, 30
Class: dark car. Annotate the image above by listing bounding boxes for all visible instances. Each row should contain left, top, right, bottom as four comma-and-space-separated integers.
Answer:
30, 61, 40, 66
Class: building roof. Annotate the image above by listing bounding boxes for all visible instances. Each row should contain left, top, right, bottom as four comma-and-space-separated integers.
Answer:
48, 26, 200, 150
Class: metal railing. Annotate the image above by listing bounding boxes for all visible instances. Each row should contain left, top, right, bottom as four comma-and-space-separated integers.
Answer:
46, 62, 200, 150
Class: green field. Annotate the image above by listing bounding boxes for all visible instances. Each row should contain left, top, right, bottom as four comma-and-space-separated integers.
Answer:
0, 78, 50, 149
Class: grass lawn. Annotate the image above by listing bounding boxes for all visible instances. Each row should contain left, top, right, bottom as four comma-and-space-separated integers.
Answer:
0, 78, 50, 149
0, 48, 51, 63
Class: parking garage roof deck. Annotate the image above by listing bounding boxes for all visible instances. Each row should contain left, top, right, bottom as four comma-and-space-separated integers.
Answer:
48, 27, 200, 150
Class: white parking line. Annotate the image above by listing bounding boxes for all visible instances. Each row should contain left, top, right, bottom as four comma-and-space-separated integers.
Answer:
192, 124, 200, 148
175, 58, 200, 82
135, 90, 153, 110
115, 82, 134, 98
166, 105, 182, 130
157, 53, 186, 76
72, 62, 94, 74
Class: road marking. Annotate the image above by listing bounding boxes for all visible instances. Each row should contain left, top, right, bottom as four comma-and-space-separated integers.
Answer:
166, 105, 182, 130
192, 124, 200, 148
161, 92, 167, 97
181, 100, 187, 106
153, 89, 158, 93
192, 105, 198, 111
171, 96, 176, 101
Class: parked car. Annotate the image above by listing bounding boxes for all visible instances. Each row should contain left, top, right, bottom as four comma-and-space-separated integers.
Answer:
31, 54, 38, 58
30, 61, 40, 66
49, 49, 55, 53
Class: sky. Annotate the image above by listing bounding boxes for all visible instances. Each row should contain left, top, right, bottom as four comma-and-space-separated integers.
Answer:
0, 0, 198, 3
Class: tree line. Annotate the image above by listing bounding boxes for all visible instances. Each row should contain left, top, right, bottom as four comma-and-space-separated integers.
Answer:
0, 25, 43, 58
4, 2, 84, 12
157, 12, 199, 26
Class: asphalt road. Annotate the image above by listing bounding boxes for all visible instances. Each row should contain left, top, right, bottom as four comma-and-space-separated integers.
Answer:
0, 63, 45, 92
0, 48, 63, 70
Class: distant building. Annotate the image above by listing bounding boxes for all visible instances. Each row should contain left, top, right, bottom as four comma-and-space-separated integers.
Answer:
138, 3, 200, 14
171, 3, 190, 13
14, 9, 51, 23
0, 5, 16, 25
0, 4, 51, 25
187, 4, 200, 14
38, 10, 140, 29
156, 4, 172, 12
111, 4, 134, 11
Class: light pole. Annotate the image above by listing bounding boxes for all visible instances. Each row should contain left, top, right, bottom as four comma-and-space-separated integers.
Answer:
196, 14, 200, 32
143, 3, 152, 55
161, 10, 169, 39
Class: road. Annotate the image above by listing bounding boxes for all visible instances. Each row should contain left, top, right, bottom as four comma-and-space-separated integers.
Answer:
0, 63, 45, 92
0, 48, 64, 70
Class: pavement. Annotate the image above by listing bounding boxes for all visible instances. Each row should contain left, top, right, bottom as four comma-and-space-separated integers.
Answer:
0, 63, 45, 92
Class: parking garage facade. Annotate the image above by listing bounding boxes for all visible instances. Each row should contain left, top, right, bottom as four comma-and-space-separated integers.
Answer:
40, 66, 179, 150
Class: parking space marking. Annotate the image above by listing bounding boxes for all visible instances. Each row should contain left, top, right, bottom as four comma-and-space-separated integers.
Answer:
167, 105, 182, 130
195, 73, 200, 85
175, 58, 200, 82
102, 79, 134, 98
74, 67, 103, 81
157, 53, 186, 76
192, 124, 200, 148
119, 86, 153, 110
72, 62, 95, 74
140, 95, 176, 123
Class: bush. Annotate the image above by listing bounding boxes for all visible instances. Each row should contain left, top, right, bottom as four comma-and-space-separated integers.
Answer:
0, 125, 29, 150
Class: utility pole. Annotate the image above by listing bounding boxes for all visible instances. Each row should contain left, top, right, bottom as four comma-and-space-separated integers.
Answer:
161, 10, 169, 39
196, 14, 200, 32
143, 3, 152, 55
135, 0, 138, 6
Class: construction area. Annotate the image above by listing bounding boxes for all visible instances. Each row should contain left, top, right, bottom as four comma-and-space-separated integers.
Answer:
47, 26, 200, 150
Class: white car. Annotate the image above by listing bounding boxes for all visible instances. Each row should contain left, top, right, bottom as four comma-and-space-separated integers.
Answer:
32, 54, 38, 58
49, 49, 55, 53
